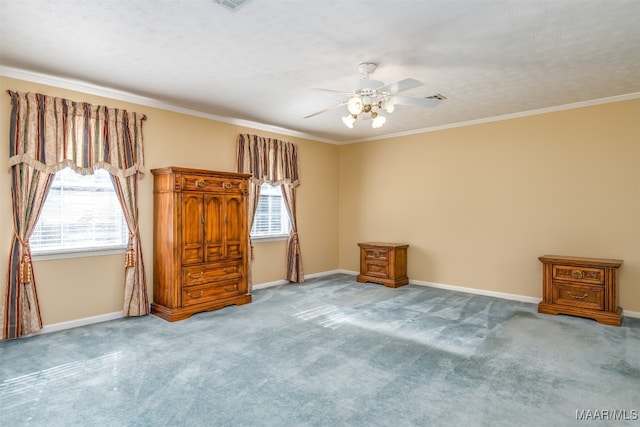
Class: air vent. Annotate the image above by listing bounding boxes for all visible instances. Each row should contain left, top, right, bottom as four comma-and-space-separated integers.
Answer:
214, 0, 253, 11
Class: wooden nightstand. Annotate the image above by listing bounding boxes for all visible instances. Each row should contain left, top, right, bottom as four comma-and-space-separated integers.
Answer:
538, 255, 623, 326
357, 242, 409, 288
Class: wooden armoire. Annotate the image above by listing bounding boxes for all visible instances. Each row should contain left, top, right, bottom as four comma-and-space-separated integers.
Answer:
151, 167, 252, 321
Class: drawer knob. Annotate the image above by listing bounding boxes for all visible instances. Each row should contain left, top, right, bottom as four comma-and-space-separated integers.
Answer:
224, 285, 238, 292
567, 291, 588, 300
196, 180, 206, 188
572, 270, 583, 280
188, 272, 204, 279
188, 291, 204, 299
224, 267, 236, 273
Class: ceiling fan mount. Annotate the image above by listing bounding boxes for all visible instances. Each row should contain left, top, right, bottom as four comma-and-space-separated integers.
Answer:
357, 62, 377, 77
354, 63, 384, 96
305, 63, 445, 129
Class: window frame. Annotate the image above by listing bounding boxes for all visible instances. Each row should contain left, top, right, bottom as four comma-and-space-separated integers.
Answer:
250, 182, 291, 242
30, 168, 129, 260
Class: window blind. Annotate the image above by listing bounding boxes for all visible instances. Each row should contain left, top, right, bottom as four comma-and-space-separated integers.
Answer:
30, 168, 128, 254
251, 183, 291, 237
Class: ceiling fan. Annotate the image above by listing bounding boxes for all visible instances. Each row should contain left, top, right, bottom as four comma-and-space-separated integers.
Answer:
304, 63, 445, 128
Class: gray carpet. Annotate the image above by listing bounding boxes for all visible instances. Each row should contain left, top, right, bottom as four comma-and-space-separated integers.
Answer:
1, 273, 638, 426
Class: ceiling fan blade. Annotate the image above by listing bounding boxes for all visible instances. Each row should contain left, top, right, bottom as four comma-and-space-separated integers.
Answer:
304, 102, 347, 119
378, 78, 423, 94
391, 95, 442, 108
311, 88, 357, 96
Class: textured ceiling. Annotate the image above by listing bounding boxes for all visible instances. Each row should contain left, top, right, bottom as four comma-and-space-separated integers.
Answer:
1, 0, 639, 144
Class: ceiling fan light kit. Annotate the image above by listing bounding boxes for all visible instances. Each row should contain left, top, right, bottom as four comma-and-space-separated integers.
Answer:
306, 62, 444, 130
342, 114, 356, 129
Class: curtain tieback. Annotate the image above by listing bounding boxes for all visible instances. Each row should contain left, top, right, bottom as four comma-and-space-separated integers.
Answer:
13, 228, 33, 284
290, 231, 300, 250
125, 224, 138, 268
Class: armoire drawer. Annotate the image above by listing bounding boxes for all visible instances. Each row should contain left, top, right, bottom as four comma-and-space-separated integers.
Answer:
182, 262, 242, 287
180, 174, 244, 193
182, 280, 242, 307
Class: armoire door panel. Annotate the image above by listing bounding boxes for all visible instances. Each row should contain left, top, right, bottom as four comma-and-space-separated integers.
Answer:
205, 246, 224, 260
226, 243, 243, 259
225, 195, 244, 258
181, 193, 204, 264
204, 194, 224, 261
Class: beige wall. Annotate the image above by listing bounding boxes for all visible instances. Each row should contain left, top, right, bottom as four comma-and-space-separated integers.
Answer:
1, 74, 637, 328
338, 99, 640, 312
0, 76, 339, 325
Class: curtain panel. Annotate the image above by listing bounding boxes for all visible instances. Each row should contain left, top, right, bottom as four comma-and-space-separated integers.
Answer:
236, 134, 304, 285
3, 91, 148, 340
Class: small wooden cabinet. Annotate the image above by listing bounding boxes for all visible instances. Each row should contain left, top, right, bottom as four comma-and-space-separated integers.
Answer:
151, 167, 252, 321
538, 255, 623, 326
357, 243, 409, 288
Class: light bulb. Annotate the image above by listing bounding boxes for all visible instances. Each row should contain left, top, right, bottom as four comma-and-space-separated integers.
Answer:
382, 98, 395, 113
347, 96, 363, 115
342, 114, 356, 128
371, 115, 386, 128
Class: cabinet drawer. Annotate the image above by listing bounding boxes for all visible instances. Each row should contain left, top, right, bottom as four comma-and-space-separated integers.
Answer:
552, 265, 605, 285
181, 174, 244, 193
363, 248, 389, 261
182, 263, 242, 287
552, 282, 604, 310
362, 261, 389, 279
182, 280, 243, 307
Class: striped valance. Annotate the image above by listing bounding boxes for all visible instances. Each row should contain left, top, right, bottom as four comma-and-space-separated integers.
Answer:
236, 134, 300, 187
7, 91, 146, 177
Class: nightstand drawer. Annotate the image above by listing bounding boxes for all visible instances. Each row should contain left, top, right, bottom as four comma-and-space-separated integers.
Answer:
552, 282, 604, 311
364, 248, 389, 261
552, 265, 604, 285
362, 261, 389, 279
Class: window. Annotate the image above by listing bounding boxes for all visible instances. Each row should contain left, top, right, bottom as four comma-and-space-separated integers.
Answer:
251, 183, 291, 239
30, 168, 129, 256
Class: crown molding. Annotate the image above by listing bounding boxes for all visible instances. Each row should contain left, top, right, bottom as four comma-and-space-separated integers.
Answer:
345, 91, 640, 144
0, 66, 340, 145
3, 65, 638, 147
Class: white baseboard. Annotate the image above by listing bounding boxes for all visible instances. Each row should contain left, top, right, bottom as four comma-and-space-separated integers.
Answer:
306, 269, 344, 279
333, 269, 640, 318
252, 279, 289, 290
410, 278, 542, 304
252, 269, 347, 290
337, 269, 359, 276
340, 269, 538, 302
32, 271, 640, 336
36, 311, 124, 336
